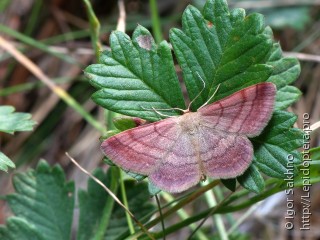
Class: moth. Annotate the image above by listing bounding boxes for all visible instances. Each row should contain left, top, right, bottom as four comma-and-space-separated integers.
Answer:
101, 83, 276, 193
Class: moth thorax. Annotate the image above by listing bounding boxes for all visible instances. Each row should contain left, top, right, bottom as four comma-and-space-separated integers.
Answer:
178, 112, 201, 135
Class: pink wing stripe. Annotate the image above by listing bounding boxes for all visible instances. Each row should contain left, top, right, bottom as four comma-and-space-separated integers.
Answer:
149, 133, 202, 193
101, 118, 179, 175
149, 162, 201, 193
199, 83, 276, 137
198, 128, 253, 178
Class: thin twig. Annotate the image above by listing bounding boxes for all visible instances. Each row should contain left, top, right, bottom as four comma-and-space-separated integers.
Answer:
283, 52, 320, 63
65, 153, 155, 240
230, 0, 320, 9
117, 0, 126, 32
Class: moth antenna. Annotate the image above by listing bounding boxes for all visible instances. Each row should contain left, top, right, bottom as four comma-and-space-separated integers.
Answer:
141, 106, 176, 118
198, 84, 221, 110
65, 152, 155, 240
187, 72, 206, 111
141, 106, 185, 113
152, 107, 173, 118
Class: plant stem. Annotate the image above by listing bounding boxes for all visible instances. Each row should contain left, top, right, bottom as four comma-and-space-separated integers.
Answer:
127, 180, 220, 239
83, 0, 102, 59
149, 0, 162, 43
227, 201, 263, 236
93, 167, 119, 240
213, 187, 236, 227
24, 0, 43, 36
141, 189, 233, 240
161, 192, 209, 240
203, 188, 228, 240
119, 170, 135, 234
139, 163, 320, 239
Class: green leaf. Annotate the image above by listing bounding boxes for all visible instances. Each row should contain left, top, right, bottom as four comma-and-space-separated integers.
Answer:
113, 117, 145, 131
113, 117, 138, 131
1, 161, 75, 240
0, 152, 15, 172
275, 85, 301, 110
105, 180, 155, 240
86, 25, 185, 122
148, 182, 161, 196
221, 179, 237, 192
170, 1, 273, 109
217, 159, 320, 215
103, 157, 116, 166
125, 171, 146, 182
0, 217, 43, 240
237, 163, 265, 193
252, 111, 304, 178
77, 168, 155, 240
0, 105, 36, 172
87, 0, 303, 194
310, 147, 320, 160
294, 161, 320, 188
267, 43, 301, 88
77, 168, 119, 240
0, 106, 36, 134
103, 159, 146, 182
101, 130, 121, 140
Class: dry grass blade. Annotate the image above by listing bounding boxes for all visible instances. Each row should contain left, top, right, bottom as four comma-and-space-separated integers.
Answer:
0, 36, 104, 132
311, 121, 320, 132
284, 52, 320, 63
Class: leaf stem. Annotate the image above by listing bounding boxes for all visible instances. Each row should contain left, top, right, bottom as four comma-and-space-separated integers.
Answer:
203, 187, 228, 240
161, 192, 209, 240
149, 0, 162, 43
142, 189, 233, 240
119, 170, 135, 234
127, 180, 220, 239
214, 187, 236, 227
